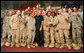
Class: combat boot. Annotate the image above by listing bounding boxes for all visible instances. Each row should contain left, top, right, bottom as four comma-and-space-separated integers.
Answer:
34, 43, 38, 47
27, 44, 30, 48
66, 43, 71, 49
55, 43, 60, 48
1, 41, 5, 47
78, 43, 83, 48
5, 42, 10, 46
10, 42, 14, 47
21, 42, 26, 47
15, 43, 20, 47
49, 43, 54, 48
21, 42, 24, 46
74, 46, 80, 50
60, 43, 65, 48
24, 41, 26, 46
31, 44, 35, 48
44, 43, 49, 47
72, 43, 80, 50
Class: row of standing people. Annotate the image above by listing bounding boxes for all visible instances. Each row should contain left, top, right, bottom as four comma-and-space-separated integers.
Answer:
1, 7, 83, 50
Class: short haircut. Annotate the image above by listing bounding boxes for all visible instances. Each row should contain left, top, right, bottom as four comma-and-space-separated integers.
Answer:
46, 11, 51, 16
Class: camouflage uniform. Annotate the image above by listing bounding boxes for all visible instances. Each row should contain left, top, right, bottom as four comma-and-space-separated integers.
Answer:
54, 14, 71, 48
2, 15, 10, 41
19, 17, 26, 46
68, 12, 83, 49
78, 11, 83, 40
10, 15, 20, 47
5, 16, 11, 46
24, 15, 28, 42
53, 15, 60, 48
25, 17, 36, 46
46, 16, 54, 47
1, 16, 6, 42
43, 16, 49, 47
1, 14, 7, 46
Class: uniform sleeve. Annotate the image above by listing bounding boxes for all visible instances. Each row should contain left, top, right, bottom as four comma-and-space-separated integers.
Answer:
3, 17, 6, 24
48, 16, 54, 25
68, 16, 72, 23
77, 15, 83, 27
21, 18, 25, 24
53, 16, 58, 26
9, 16, 13, 27
50, 16, 54, 22
24, 17, 27, 24
43, 17, 47, 29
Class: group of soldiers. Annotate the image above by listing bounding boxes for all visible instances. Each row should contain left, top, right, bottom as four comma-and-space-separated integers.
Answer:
1, 6, 83, 50
1, 10, 36, 48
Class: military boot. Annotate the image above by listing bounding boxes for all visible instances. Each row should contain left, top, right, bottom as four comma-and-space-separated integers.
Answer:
1, 41, 5, 47
24, 41, 26, 46
21, 42, 24, 46
5, 42, 10, 46
27, 44, 30, 48
74, 46, 80, 50
66, 43, 71, 49
72, 43, 80, 50
34, 43, 38, 47
55, 43, 60, 48
78, 43, 83, 48
49, 43, 54, 48
10, 42, 14, 47
21, 42, 26, 47
60, 43, 65, 48
31, 44, 35, 48
15, 43, 20, 47
44, 43, 49, 47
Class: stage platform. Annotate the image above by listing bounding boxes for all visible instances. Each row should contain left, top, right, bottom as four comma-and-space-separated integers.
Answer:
1, 46, 83, 52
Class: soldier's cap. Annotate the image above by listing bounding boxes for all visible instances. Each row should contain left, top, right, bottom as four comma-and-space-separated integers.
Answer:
46, 11, 51, 15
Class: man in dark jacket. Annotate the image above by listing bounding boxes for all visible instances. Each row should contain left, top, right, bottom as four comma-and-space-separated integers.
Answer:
34, 11, 44, 47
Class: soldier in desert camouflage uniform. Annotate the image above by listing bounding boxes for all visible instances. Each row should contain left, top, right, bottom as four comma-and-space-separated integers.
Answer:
19, 11, 26, 47
42, 11, 49, 47
1, 10, 7, 47
53, 9, 71, 49
5, 11, 13, 46
1, 10, 10, 46
25, 11, 36, 48
68, 8, 83, 50
10, 10, 20, 47
46, 11, 54, 48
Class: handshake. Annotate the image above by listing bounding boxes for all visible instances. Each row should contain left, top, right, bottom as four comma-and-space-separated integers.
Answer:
47, 22, 53, 26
